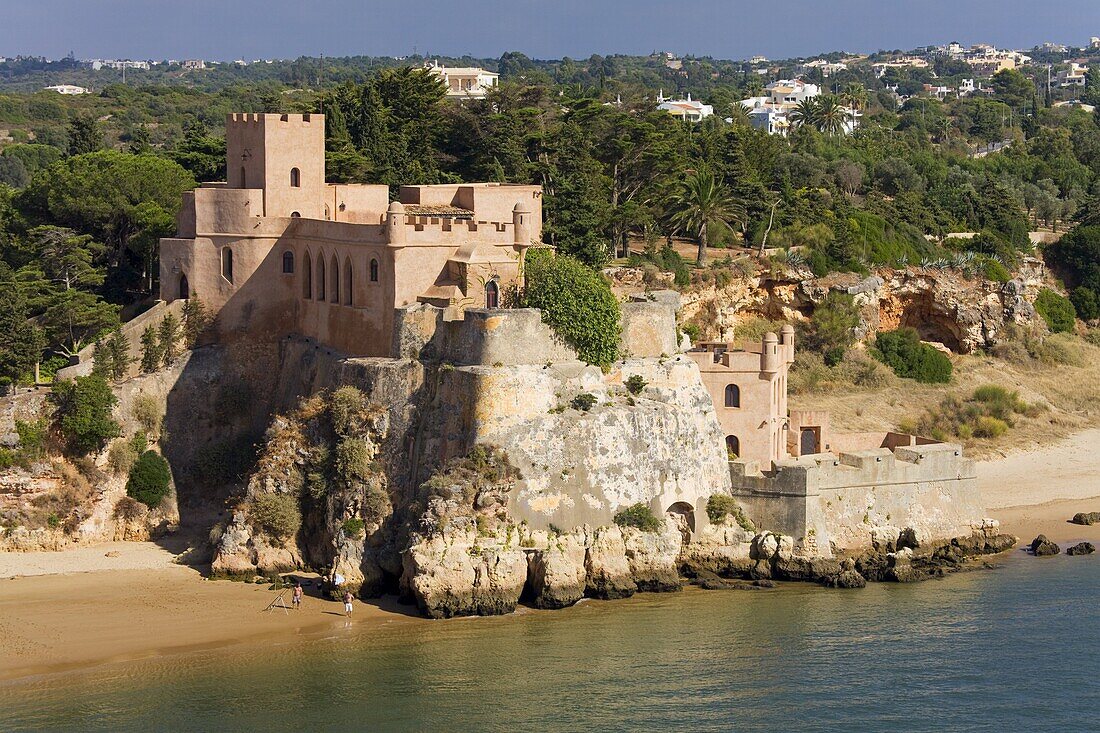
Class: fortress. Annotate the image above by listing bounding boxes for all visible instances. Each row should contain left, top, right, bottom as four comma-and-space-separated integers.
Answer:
149, 112, 983, 560
159, 113, 541, 356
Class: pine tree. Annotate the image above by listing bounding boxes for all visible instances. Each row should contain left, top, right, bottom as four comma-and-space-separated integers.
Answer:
91, 339, 111, 377
107, 330, 133, 382
140, 325, 162, 373
181, 297, 209, 347
158, 313, 181, 366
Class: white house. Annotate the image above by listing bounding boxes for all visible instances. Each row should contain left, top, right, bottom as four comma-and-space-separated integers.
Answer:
739, 79, 857, 136
1057, 63, 1088, 87
656, 92, 714, 122
427, 62, 499, 99
44, 84, 89, 95
800, 59, 848, 77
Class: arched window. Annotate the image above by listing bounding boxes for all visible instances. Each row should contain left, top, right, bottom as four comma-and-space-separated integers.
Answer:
725, 435, 740, 459
179, 273, 189, 300
369, 258, 379, 282
302, 252, 312, 298
485, 280, 499, 309
290, 167, 301, 187
290, 211, 301, 218
316, 251, 326, 301
282, 251, 295, 274
222, 248, 233, 283
724, 384, 740, 408
343, 258, 353, 306
329, 254, 339, 303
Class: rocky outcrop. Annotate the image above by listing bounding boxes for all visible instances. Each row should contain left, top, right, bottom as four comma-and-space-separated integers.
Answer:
664, 259, 1047, 354
1030, 535, 1061, 556
1066, 542, 1095, 556
1070, 512, 1100, 526
526, 533, 587, 609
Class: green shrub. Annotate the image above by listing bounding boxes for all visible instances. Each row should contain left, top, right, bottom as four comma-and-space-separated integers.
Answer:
872, 328, 952, 383
705, 494, 756, 531
342, 517, 366, 538
334, 436, 374, 484
0, 448, 14, 469
125, 450, 172, 508
522, 249, 621, 368
613, 503, 662, 532
249, 493, 301, 540
570, 393, 597, 411
980, 257, 1011, 283
973, 416, 1009, 438
15, 418, 48, 459
329, 385, 369, 436
624, 375, 647, 395
800, 292, 860, 366
1034, 288, 1076, 333
49, 374, 121, 455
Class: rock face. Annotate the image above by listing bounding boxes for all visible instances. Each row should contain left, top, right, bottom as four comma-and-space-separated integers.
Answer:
1066, 542, 1095, 556
1070, 512, 1100, 526
1030, 535, 1061, 556
666, 259, 1047, 354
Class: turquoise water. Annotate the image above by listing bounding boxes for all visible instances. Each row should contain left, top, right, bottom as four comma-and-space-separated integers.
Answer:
4, 552, 1098, 732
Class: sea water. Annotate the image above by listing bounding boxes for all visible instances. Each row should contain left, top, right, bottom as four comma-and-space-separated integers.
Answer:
4, 551, 1098, 732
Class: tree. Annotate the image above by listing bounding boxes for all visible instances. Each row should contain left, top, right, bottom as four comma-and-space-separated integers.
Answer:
814, 95, 851, 136
799, 292, 860, 365
542, 121, 612, 267
181, 297, 210, 347
50, 374, 120, 455
158, 313, 181, 366
140, 324, 162, 373
840, 83, 869, 112
991, 69, 1034, 111
790, 98, 821, 130
0, 264, 46, 385
666, 168, 745, 266
1034, 288, 1076, 333
169, 125, 226, 182
106, 329, 133, 381
67, 114, 102, 156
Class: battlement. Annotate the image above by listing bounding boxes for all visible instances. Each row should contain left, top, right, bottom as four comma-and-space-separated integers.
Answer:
227, 112, 319, 125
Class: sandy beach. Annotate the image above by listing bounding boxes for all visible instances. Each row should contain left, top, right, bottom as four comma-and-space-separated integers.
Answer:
3, 429, 1099, 683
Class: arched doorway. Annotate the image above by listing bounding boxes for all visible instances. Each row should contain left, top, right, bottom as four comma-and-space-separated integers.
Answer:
666, 501, 695, 544
725, 435, 740, 459
178, 273, 189, 299
800, 428, 819, 456
485, 280, 499, 309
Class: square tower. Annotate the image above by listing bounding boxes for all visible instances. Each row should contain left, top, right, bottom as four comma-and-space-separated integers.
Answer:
225, 113, 326, 219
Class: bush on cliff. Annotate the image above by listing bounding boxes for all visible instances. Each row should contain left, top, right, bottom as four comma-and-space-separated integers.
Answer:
1033, 288, 1076, 334
871, 328, 952, 383
799, 292, 860, 366
248, 492, 301, 540
49, 374, 121, 455
521, 248, 621, 368
613, 503, 662, 532
125, 450, 172, 508
900, 384, 1036, 442
706, 494, 755, 531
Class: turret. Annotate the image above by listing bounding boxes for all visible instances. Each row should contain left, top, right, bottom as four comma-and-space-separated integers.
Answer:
386, 200, 406, 245
780, 323, 795, 353
513, 200, 533, 288
761, 332, 779, 374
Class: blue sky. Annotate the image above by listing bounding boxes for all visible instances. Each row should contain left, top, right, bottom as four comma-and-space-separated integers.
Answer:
4, 0, 1100, 61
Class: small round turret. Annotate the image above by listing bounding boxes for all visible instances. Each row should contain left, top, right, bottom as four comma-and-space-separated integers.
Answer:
386, 200, 406, 245
512, 200, 532, 247
762, 331, 780, 373
780, 323, 795, 348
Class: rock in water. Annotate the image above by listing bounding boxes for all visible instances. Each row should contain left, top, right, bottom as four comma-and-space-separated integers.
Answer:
1030, 535, 1061, 556
1066, 542, 1096, 556
1070, 512, 1100, 526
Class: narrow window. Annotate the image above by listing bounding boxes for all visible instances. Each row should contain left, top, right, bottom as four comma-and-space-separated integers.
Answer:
343, 258, 353, 306
282, 251, 294, 274
179, 273, 189, 300
302, 252, 312, 298
369, 258, 379, 282
240, 166, 246, 188
316, 251, 326, 301
222, 248, 233, 283
329, 254, 339, 303
485, 280, 499, 309
725, 436, 740, 459
290, 167, 300, 187
724, 384, 740, 408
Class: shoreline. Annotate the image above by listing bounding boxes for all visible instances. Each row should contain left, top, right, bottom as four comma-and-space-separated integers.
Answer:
4, 429, 1100, 684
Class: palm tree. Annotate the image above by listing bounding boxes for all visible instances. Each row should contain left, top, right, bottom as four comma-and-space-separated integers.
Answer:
789, 98, 820, 129
728, 101, 751, 127
815, 95, 851, 136
840, 82, 869, 112
666, 169, 746, 267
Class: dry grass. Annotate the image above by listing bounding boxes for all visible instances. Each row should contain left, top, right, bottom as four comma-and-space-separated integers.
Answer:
792, 336, 1100, 459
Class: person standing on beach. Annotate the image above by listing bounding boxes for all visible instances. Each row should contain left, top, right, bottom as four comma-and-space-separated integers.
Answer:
343, 590, 354, 617
292, 583, 303, 610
